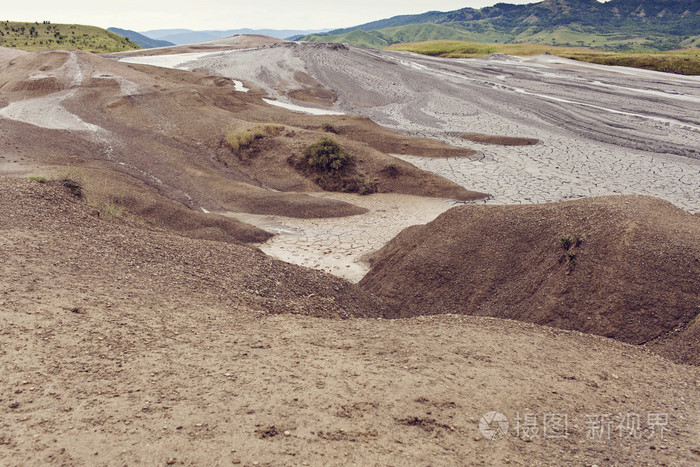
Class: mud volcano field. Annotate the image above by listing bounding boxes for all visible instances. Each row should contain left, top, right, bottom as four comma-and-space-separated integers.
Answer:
1, 37, 699, 465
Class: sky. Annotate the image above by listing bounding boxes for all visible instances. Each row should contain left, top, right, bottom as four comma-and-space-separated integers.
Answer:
3, 0, 547, 32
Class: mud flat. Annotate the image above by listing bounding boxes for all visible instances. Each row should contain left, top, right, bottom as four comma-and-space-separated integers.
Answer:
229, 193, 458, 282
142, 42, 699, 212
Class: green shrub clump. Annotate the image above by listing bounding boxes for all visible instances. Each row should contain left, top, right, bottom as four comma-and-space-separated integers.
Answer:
303, 137, 354, 172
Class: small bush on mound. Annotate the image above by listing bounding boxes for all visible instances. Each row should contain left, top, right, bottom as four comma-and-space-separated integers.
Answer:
292, 137, 377, 195
50, 167, 86, 198
303, 137, 354, 172
559, 234, 583, 271
380, 163, 401, 178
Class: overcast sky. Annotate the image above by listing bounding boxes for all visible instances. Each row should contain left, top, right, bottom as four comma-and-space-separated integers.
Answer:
4, 0, 548, 32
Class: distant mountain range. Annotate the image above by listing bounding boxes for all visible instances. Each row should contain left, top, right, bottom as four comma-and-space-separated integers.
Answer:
108, 28, 174, 48
140, 28, 331, 45
302, 0, 700, 51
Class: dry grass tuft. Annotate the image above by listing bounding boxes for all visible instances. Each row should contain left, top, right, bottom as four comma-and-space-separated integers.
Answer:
224, 123, 284, 151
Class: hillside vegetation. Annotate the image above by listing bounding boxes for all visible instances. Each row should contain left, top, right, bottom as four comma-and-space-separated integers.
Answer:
390, 40, 700, 75
0, 21, 140, 52
303, 0, 700, 52
108, 27, 174, 49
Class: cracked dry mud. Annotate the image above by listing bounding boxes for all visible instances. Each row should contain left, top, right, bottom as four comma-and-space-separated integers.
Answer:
230, 193, 459, 282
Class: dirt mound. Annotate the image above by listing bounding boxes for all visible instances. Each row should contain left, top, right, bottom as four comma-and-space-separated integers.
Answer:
461, 133, 539, 146
360, 195, 700, 364
0, 50, 72, 96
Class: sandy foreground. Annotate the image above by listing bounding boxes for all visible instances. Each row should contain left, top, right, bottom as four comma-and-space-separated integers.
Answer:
1, 180, 698, 467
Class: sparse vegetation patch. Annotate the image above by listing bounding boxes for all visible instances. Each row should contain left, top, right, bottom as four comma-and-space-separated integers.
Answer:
291, 136, 377, 195
224, 123, 284, 152
99, 201, 125, 219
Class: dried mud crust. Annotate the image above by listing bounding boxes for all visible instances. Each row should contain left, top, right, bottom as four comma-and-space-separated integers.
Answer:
360, 195, 700, 365
1, 177, 699, 466
232, 193, 460, 282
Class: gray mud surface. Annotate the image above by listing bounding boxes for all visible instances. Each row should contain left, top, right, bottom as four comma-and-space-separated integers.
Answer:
163, 43, 700, 212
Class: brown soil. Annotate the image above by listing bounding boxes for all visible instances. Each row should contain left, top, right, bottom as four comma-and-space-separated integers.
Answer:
0, 178, 387, 319
0, 48, 485, 246
461, 133, 540, 146
332, 117, 478, 158
360, 195, 700, 365
2, 177, 699, 466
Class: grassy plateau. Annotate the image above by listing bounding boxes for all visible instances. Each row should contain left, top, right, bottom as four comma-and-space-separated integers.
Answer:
388, 41, 700, 75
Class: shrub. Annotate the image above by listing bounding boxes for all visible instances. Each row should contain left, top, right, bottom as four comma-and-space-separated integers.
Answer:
559, 234, 583, 271
28, 175, 47, 183
303, 137, 354, 172
293, 137, 376, 195
560, 236, 573, 250
51, 167, 86, 198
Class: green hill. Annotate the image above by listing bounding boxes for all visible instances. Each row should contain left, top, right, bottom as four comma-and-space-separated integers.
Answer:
0, 21, 140, 52
108, 28, 174, 49
302, 0, 700, 52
